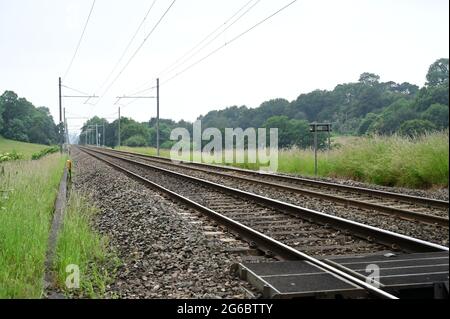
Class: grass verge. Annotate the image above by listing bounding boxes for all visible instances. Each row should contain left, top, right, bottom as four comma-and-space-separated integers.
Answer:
0, 153, 66, 298
54, 191, 119, 298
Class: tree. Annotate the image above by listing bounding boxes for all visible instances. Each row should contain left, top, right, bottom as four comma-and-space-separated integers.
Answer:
351, 85, 385, 117
394, 82, 419, 96
426, 58, 449, 87
3, 118, 29, 142
263, 116, 292, 148
358, 113, 378, 135
250, 99, 290, 127
121, 121, 150, 143
359, 72, 380, 86
28, 107, 58, 144
414, 85, 449, 112
0, 91, 58, 144
263, 116, 325, 149
290, 90, 335, 121
0, 106, 3, 132
123, 135, 148, 147
399, 120, 436, 137
421, 104, 449, 130
369, 99, 417, 135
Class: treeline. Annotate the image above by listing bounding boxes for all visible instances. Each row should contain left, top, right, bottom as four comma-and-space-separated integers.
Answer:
79, 116, 191, 148
0, 91, 59, 145
199, 58, 449, 147
79, 58, 448, 149
80, 115, 329, 150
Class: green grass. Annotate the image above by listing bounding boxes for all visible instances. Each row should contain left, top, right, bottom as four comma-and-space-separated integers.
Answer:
327, 131, 449, 188
118, 146, 172, 158
118, 131, 449, 189
55, 191, 118, 298
0, 136, 51, 160
0, 154, 66, 298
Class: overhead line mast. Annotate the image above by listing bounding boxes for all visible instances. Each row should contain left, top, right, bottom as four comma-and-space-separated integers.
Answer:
58, 77, 98, 150
114, 79, 160, 156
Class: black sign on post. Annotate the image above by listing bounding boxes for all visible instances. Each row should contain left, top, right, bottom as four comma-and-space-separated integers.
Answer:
310, 123, 332, 176
310, 123, 332, 133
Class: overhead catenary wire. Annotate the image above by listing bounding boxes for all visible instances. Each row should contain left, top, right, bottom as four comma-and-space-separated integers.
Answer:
158, 0, 259, 78
128, 84, 157, 98
163, 0, 298, 86
128, 0, 260, 96
113, 93, 148, 109
94, 0, 177, 107
94, 0, 158, 94
63, 0, 97, 80
139, 0, 298, 91
65, 110, 90, 118
61, 84, 91, 96
100, 111, 121, 118
70, 1, 297, 120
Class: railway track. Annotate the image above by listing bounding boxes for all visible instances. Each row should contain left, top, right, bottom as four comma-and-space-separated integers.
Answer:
96, 147, 449, 227
79, 146, 448, 299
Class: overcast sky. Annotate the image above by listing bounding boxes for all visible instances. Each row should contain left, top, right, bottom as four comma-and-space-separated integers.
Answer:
0, 0, 448, 134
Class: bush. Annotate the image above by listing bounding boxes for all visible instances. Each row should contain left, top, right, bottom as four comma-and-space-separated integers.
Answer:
123, 135, 148, 147
160, 140, 176, 149
399, 119, 436, 137
421, 103, 449, 130
0, 151, 24, 163
31, 146, 59, 160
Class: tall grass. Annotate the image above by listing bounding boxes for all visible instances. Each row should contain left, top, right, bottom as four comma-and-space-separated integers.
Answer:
119, 131, 449, 189
328, 131, 449, 188
0, 154, 66, 298
55, 191, 118, 298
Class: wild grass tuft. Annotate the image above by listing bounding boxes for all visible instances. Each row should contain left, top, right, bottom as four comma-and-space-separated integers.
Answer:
328, 131, 449, 188
55, 191, 119, 298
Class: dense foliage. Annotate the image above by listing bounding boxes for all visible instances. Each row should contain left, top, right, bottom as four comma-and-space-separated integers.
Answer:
79, 59, 448, 149
79, 116, 192, 148
0, 151, 24, 163
31, 146, 59, 160
0, 91, 59, 145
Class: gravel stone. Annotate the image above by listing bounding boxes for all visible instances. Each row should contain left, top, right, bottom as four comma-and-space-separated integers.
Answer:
71, 148, 262, 299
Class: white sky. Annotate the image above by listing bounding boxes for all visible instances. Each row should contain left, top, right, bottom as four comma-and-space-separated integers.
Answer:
0, 0, 449, 135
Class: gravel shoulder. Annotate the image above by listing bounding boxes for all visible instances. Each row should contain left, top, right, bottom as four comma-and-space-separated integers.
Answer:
71, 148, 261, 299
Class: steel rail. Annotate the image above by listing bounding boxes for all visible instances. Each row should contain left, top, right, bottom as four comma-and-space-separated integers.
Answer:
98, 148, 449, 226
105, 147, 450, 209
82, 146, 449, 254
80, 147, 399, 299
